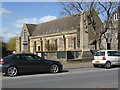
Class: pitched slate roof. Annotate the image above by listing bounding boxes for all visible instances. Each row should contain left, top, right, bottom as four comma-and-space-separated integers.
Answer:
26, 24, 37, 35
26, 14, 80, 36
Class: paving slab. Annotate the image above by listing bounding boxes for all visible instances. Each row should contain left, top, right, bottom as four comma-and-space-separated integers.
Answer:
63, 61, 93, 69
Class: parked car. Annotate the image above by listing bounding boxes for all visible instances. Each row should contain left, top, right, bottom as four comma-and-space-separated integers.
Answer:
0, 53, 63, 77
92, 50, 120, 69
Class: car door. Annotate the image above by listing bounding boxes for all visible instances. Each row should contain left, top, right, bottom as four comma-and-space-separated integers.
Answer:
24, 54, 49, 73
32, 55, 50, 72
11, 54, 29, 73
107, 51, 119, 65
117, 51, 120, 65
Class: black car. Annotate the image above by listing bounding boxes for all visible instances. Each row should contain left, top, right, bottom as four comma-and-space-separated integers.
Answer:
0, 53, 63, 77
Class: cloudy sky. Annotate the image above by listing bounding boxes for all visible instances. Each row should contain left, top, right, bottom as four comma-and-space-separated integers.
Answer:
1, 2, 62, 42
1, 1, 118, 42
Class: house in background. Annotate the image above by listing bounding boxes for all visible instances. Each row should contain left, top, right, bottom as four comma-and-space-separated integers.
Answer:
16, 9, 102, 61
100, 7, 120, 50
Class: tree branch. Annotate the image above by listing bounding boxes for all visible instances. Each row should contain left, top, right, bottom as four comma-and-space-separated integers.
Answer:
60, 2, 72, 15
76, 2, 83, 11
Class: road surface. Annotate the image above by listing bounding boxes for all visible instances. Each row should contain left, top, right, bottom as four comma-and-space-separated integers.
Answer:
1, 67, 119, 88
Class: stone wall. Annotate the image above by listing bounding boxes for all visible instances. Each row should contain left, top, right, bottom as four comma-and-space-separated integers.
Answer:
29, 30, 78, 54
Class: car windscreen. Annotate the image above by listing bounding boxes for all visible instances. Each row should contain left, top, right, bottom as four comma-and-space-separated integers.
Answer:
94, 51, 105, 56
107, 51, 120, 56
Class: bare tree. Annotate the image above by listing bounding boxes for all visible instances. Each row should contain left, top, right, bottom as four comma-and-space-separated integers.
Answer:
60, 2, 96, 16
60, 1, 119, 50
97, 1, 119, 49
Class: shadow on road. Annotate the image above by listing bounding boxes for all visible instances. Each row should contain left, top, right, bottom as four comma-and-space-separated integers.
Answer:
112, 65, 120, 68
94, 65, 120, 69
3, 70, 69, 77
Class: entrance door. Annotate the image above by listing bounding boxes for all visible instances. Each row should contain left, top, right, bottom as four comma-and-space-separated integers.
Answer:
23, 44, 28, 52
33, 41, 37, 54
107, 43, 111, 50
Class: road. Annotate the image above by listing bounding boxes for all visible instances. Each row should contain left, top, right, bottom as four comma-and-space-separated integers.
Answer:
1, 68, 119, 88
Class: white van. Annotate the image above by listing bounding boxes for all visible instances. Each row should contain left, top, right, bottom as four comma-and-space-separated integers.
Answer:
92, 50, 120, 69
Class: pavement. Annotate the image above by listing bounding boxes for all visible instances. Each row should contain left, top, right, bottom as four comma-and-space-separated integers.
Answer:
63, 61, 93, 69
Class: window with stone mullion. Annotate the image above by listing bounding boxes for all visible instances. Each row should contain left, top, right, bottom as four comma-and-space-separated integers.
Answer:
68, 37, 73, 48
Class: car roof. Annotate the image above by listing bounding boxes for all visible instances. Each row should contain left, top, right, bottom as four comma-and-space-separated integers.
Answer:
14, 53, 35, 55
2, 53, 36, 58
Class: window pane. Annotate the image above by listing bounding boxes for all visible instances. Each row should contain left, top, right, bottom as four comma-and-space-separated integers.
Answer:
12, 55, 21, 60
25, 55, 35, 60
95, 52, 105, 56
68, 38, 73, 48
33, 55, 41, 60
59, 38, 64, 49
108, 51, 120, 56
114, 13, 119, 20
57, 52, 66, 59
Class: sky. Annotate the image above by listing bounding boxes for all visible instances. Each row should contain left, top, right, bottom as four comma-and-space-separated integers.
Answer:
1, 1, 119, 42
1, 2, 62, 42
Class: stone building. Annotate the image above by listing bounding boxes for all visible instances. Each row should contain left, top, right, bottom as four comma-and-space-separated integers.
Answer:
100, 7, 120, 50
16, 9, 102, 61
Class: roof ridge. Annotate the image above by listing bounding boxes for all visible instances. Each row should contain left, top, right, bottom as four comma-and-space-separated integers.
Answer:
26, 24, 37, 26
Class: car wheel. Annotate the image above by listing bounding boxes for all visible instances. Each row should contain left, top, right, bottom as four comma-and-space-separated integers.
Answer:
50, 64, 59, 73
6, 67, 18, 77
104, 62, 111, 69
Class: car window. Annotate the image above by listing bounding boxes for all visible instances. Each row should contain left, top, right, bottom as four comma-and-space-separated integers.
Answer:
12, 55, 21, 60
95, 52, 105, 56
32, 55, 41, 60
108, 51, 120, 56
3, 54, 14, 60
24, 55, 36, 61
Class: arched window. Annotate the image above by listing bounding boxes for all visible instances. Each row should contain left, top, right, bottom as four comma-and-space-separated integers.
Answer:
68, 37, 73, 48
59, 38, 64, 50
114, 13, 119, 21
